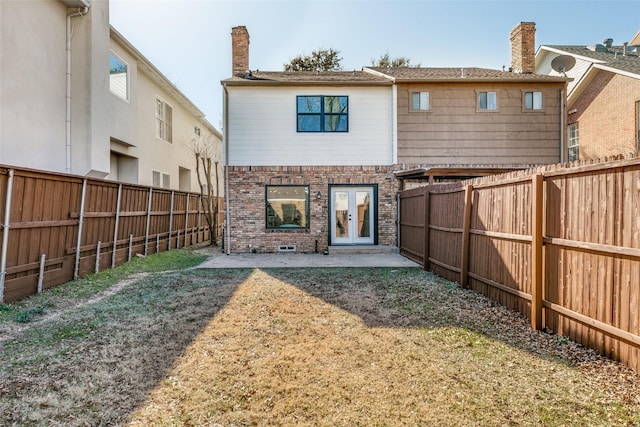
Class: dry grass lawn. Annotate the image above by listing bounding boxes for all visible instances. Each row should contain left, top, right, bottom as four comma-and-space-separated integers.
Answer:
1, 251, 639, 426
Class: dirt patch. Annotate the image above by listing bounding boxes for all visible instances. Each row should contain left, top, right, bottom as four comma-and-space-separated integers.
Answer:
1, 267, 639, 426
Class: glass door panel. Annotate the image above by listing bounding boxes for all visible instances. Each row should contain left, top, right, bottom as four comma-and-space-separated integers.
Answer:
331, 187, 374, 245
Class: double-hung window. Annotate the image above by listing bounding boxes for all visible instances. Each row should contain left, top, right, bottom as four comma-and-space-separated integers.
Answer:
568, 123, 579, 161
524, 91, 543, 110
152, 170, 171, 189
109, 51, 129, 101
156, 97, 173, 143
478, 91, 497, 111
297, 96, 348, 132
411, 92, 430, 111
266, 185, 310, 229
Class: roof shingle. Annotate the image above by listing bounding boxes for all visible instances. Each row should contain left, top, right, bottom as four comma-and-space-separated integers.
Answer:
545, 44, 640, 77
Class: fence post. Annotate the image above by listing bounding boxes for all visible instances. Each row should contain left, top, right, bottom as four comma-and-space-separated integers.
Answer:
422, 187, 430, 271
168, 191, 174, 250
0, 169, 15, 303
37, 253, 46, 293
460, 184, 473, 288
144, 188, 153, 256
73, 178, 87, 280
197, 195, 202, 243
531, 174, 544, 330
128, 234, 133, 261
95, 241, 101, 273
111, 184, 123, 268
184, 194, 189, 247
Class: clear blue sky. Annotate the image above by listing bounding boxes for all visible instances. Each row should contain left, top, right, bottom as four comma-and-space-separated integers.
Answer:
110, 0, 640, 129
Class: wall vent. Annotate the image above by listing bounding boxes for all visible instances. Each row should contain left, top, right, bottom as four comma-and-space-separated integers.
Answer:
277, 245, 296, 253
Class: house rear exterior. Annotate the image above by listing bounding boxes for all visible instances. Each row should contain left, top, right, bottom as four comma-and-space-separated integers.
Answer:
222, 24, 568, 254
223, 28, 395, 253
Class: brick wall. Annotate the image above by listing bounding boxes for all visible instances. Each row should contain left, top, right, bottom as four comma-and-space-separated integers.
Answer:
231, 26, 249, 76
571, 71, 640, 159
510, 22, 536, 74
226, 165, 398, 253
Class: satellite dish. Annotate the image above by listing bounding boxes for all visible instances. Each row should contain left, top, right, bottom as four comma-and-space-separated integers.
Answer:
551, 55, 576, 76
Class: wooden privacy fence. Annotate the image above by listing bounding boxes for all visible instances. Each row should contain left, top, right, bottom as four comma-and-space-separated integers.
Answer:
0, 166, 223, 303
399, 155, 640, 371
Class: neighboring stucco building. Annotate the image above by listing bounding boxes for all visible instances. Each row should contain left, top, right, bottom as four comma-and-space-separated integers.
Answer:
221, 25, 568, 254
536, 29, 640, 160
0, 0, 221, 192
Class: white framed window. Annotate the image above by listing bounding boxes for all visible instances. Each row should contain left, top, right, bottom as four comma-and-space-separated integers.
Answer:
109, 51, 129, 101
411, 92, 430, 111
568, 123, 579, 161
156, 97, 173, 143
477, 91, 497, 111
524, 91, 543, 110
152, 170, 171, 189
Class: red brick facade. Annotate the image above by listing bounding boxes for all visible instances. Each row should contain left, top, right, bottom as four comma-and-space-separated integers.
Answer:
226, 165, 398, 253
231, 26, 249, 76
570, 71, 640, 159
510, 22, 536, 74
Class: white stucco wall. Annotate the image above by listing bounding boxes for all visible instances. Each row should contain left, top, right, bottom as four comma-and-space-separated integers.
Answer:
0, 0, 110, 176
226, 86, 394, 166
107, 36, 222, 193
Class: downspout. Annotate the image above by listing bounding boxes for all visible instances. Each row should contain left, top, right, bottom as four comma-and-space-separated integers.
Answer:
0, 169, 15, 303
65, 6, 90, 174
391, 83, 397, 165
560, 85, 566, 163
223, 84, 231, 255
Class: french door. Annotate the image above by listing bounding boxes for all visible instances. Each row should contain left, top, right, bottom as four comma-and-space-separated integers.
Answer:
330, 186, 375, 245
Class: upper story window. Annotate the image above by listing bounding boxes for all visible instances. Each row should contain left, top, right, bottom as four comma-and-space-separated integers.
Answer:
156, 97, 173, 143
478, 91, 497, 111
568, 123, 579, 161
152, 170, 171, 189
411, 92, 430, 111
109, 51, 129, 101
297, 96, 348, 132
524, 91, 543, 110
266, 185, 310, 229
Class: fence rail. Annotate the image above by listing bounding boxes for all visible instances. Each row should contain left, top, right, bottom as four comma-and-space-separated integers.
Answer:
399, 155, 640, 371
0, 165, 223, 303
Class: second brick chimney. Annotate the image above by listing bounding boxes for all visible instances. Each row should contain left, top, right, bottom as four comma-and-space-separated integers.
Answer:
510, 22, 536, 73
231, 26, 250, 77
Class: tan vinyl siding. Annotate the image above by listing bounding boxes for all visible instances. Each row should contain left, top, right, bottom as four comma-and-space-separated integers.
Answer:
396, 82, 563, 166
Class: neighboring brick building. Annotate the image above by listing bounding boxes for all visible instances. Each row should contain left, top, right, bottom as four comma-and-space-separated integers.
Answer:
536, 29, 640, 160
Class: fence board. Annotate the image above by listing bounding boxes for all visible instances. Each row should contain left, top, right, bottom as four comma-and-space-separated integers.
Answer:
0, 165, 222, 303
399, 154, 640, 371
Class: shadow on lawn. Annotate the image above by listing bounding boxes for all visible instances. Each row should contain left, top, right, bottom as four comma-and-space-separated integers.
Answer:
263, 267, 557, 356
0, 269, 252, 427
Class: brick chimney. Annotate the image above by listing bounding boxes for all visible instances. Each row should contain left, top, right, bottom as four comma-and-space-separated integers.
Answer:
231, 26, 250, 77
510, 22, 536, 73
